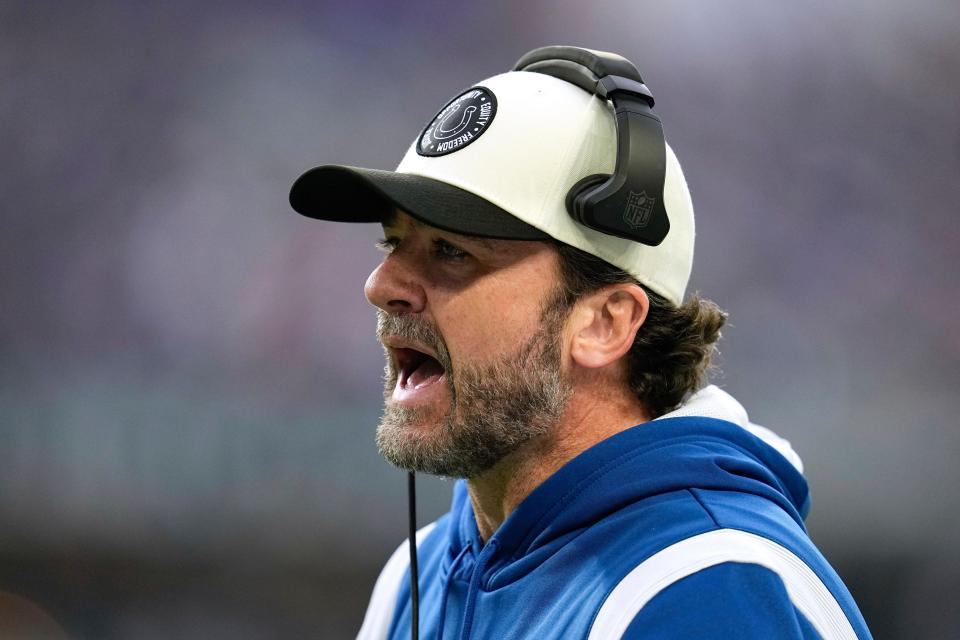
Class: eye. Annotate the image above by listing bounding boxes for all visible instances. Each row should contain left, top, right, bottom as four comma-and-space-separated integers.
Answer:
432, 238, 469, 261
375, 237, 400, 254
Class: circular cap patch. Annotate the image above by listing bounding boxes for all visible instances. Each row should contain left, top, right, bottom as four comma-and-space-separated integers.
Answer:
418, 86, 497, 157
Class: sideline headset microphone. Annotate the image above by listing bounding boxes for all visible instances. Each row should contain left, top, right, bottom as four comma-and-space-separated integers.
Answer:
405, 45, 667, 640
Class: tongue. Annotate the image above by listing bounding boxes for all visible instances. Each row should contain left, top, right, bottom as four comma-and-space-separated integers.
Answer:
407, 356, 444, 389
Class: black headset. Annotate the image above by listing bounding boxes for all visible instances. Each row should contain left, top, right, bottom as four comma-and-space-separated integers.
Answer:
514, 46, 670, 246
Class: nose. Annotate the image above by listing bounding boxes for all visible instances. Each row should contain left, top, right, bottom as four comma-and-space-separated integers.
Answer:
364, 253, 427, 314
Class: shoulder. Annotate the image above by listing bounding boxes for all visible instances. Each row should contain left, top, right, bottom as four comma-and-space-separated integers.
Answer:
356, 520, 444, 640
617, 561, 821, 639
588, 528, 870, 640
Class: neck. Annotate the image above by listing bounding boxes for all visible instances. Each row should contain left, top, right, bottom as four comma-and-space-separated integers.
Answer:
465, 384, 649, 542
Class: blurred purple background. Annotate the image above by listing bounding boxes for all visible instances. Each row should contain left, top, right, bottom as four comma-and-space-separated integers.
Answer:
2, 1, 958, 637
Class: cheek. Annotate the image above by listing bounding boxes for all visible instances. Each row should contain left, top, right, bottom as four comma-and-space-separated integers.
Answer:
427, 246, 563, 368
438, 291, 545, 367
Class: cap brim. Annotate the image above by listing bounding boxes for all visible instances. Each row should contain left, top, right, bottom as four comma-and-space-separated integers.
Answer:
289, 165, 551, 241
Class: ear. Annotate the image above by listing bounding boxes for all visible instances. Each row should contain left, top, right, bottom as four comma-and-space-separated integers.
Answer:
568, 284, 649, 369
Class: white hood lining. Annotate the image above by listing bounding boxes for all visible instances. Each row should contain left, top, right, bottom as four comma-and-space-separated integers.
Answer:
656, 385, 804, 474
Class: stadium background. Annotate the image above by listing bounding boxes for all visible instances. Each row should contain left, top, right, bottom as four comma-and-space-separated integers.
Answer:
2, 1, 958, 637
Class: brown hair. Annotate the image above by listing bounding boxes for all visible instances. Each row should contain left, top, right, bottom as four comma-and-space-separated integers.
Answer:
552, 243, 727, 418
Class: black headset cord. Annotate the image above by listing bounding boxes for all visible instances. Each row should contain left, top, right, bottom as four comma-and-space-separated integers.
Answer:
407, 471, 420, 640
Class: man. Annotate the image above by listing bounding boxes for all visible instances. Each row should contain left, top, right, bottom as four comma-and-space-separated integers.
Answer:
290, 47, 871, 639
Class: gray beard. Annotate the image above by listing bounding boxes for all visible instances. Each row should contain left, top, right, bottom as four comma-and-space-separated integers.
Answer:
375, 301, 571, 479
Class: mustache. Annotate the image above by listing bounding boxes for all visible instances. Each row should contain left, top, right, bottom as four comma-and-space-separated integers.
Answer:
376, 311, 452, 371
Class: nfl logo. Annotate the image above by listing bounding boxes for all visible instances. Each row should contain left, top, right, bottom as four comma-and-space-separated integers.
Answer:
623, 191, 655, 229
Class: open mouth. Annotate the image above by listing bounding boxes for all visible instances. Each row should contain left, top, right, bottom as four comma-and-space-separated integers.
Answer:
395, 347, 446, 391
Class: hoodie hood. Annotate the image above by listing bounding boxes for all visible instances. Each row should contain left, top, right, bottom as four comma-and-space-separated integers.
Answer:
444, 386, 809, 576
365, 387, 872, 640
656, 385, 804, 473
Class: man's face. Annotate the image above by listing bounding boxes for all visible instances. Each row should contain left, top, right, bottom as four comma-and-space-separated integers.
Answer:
364, 211, 572, 478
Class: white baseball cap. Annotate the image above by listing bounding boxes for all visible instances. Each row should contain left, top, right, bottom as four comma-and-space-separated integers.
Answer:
290, 67, 695, 305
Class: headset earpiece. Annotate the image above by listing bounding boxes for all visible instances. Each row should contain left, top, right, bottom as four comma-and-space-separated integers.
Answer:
515, 46, 671, 246
565, 174, 608, 220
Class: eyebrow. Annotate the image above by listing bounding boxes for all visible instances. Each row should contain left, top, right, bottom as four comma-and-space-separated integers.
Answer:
382, 213, 499, 252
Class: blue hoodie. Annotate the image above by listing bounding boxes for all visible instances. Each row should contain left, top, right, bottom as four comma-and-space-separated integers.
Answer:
358, 387, 871, 639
